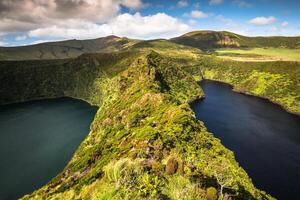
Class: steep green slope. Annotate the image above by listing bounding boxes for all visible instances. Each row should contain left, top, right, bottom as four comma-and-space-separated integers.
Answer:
131, 39, 203, 69
0, 51, 273, 199
184, 56, 300, 115
171, 31, 300, 50
0, 51, 141, 105
0, 36, 137, 60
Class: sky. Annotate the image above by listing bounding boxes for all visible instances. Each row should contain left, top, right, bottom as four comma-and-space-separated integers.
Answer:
0, 0, 299, 46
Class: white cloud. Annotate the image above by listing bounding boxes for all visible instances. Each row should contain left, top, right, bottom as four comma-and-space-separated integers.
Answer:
281, 21, 289, 27
121, 0, 143, 9
186, 10, 210, 18
216, 15, 237, 27
28, 13, 190, 40
193, 2, 200, 9
233, 0, 252, 8
249, 16, 277, 26
30, 39, 56, 45
0, 40, 8, 46
188, 19, 198, 26
0, 0, 145, 33
271, 26, 278, 32
15, 35, 27, 41
177, 0, 188, 8
209, 0, 223, 5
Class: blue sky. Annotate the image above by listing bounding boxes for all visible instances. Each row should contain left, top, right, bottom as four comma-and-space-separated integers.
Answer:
0, 0, 299, 46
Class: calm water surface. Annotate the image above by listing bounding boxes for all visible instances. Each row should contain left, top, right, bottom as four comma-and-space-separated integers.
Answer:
0, 98, 97, 200
191, 80, 300, 200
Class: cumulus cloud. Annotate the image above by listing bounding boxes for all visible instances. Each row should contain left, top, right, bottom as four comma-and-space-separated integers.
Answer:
0, 0, 144, 33
185, 10, 210, 18
216, 15, 237, 27
28, 13, 190, 40
0, 0, 192, 41
121, 0, 143, 9
209, 0, 223, 5
15, 35, 27, 41
249, 16, 277, 26
177, 0, 188, 8
232, 0, 252, 8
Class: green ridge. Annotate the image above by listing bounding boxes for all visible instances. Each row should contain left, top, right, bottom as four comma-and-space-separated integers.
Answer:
172, 30, 300, 50
0, 36, 138, 61
13, 51, 273, 199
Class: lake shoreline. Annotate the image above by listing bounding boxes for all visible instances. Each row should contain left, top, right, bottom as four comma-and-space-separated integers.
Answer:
198, 78, 300, 117
191, 80, 300, 200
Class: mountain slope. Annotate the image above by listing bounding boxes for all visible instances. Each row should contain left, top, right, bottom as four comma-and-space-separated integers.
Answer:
0, 36, 137, 60
0, 51, 139, 105
171, 31, 300, 50
1, 31, 300, 61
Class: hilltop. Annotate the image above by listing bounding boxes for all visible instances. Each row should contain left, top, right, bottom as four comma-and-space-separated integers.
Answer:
1, 31, 300, 61
0, 36, 138, 60
171, 30, 300, 50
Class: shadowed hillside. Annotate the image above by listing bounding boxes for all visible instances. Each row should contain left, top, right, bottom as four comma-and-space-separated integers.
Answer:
0, 36, 138, 60
171, 31, 300, 50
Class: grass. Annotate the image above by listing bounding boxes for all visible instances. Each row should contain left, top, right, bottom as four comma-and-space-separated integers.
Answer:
216, 48, 300, 61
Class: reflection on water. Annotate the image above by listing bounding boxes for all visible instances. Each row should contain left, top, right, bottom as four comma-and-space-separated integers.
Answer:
191, 80, 300, 200
0, 98, 97, 200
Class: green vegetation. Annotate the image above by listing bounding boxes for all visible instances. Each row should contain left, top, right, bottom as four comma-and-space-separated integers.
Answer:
216, 48, 300, 61
14, 51, 273, 199
2, 31, 300, 199
172, 30, 300, 50
0, 36, 138, 60
185, 56, 300, 115
0, 51, 140, 105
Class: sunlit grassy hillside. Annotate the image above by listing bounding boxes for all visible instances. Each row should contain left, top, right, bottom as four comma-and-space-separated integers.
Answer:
172, 31, 300, 50
0, 36, 138, 60
216, 48, 300, 61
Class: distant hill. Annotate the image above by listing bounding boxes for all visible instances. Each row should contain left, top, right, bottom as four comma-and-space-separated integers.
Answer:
171, 30, 300, 50
1, 31, 300, 61
0, 36, 138, 60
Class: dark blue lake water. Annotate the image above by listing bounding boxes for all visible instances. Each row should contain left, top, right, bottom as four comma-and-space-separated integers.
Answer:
0, 98, 97, 200
191, 80, 300, 200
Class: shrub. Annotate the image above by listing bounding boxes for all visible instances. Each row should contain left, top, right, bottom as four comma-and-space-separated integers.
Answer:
206, 187, 218, 200
166, 157, 178, 175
